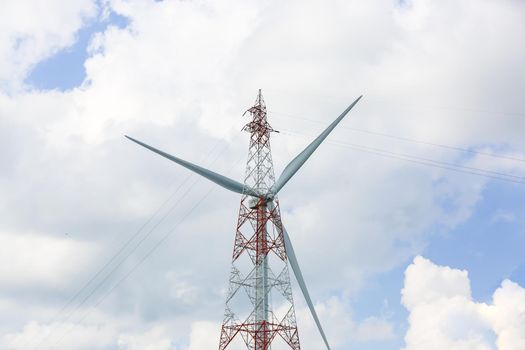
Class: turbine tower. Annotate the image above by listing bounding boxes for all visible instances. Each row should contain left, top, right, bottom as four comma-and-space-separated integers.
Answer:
126, 90, 362, 350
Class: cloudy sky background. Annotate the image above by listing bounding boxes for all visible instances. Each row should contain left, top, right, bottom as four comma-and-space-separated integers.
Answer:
1, 0, 525, 349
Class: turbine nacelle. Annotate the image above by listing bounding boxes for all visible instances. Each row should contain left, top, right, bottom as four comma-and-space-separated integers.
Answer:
247, 193, 275, 209
264, 192, 275, 203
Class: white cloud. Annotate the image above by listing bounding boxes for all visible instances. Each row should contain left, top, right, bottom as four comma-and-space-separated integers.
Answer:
185, 321, 219, 350
0, 231, 100, 289
402, 256, 472, 311
2, 320, 116, 350
354, 316, 396, 342
402, 256, 525, 350
489, 280, 525, 350
0, 0, 525, 349
118, 324, 175, 350
0, 0, 97, 91
490, 210, 516, 224
295, 296, 394, 348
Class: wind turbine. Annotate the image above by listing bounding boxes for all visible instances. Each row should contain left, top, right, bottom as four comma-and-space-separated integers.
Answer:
126, 91, 362, 350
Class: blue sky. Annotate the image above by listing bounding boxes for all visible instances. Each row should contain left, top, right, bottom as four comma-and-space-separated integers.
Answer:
426, 181, 525, 301
1, 1, 525, 350
26, 11, 128, 90
348, 178, 525, 348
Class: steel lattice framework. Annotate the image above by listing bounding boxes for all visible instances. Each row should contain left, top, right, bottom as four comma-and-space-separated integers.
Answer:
219, 91, 300, 350
126, 89, 362, 350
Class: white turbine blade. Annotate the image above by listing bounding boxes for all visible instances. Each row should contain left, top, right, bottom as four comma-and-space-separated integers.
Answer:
125, 136, 259, 197
272, 95, 363, 195
267, 202, 330, 348
283, 226, 331, 350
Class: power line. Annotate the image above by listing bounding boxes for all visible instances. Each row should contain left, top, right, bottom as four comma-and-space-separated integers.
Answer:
26, 177, 191, 350
25, 135, 240, 350
344, 126, 525, 163
47, 186, 216, 350
33, 175, 202, 350
23, 103, 524, 348
280, 130, 525, 185
24, 168, 195, 341
28, 175, 199, 350
269, 111, 525, 163
43, 126, 520, 342
45, 153, 245, 349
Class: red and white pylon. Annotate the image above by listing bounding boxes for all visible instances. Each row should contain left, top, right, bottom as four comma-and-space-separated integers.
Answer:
218, 91, 300, 350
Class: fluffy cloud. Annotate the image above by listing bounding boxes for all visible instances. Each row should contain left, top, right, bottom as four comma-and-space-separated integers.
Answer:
185, 321, 219, 350
303, 297, 394, 347
3, 321, 116, 350
0, 0, 97, 91
118, 324, 175, 350
0, 231, 100, 289
402, 256, 525, 350
0, 0, 524, 349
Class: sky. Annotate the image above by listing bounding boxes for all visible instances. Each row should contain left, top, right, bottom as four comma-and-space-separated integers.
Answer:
0, 0, 525, 349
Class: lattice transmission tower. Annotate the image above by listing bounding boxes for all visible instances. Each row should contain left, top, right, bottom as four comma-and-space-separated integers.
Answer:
126, 89, 362, 350
218, 90, 300, 350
